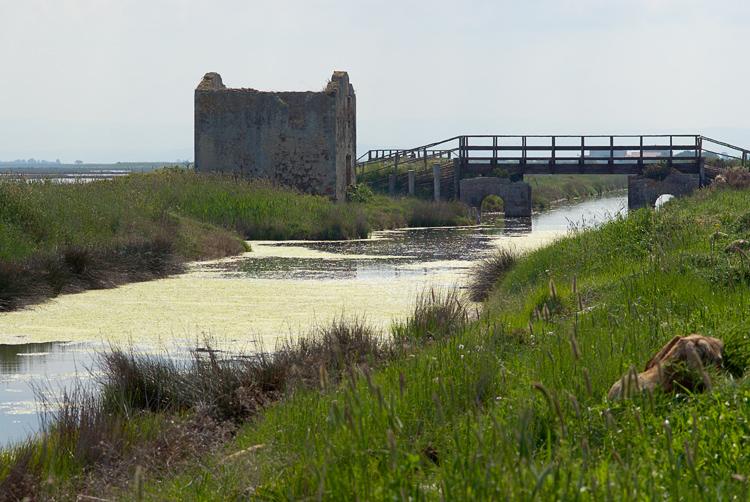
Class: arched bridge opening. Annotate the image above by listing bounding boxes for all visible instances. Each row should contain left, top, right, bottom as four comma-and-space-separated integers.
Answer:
459, 177, 532, 217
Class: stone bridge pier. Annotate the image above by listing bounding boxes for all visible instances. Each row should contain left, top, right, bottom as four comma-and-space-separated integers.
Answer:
627, 173, 701, 210
459, 177, 532, 217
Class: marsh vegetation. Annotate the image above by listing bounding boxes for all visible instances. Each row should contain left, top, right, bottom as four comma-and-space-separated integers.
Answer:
0, 169, 470, 311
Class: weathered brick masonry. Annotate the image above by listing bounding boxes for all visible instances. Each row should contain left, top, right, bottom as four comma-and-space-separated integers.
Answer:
194, 71, 356, 202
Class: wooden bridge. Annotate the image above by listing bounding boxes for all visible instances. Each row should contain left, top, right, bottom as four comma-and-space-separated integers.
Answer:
357, 134, 750, 215
357, 134, 750, 197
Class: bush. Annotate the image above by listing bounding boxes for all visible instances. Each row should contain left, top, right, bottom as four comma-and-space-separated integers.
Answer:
723, 166, 750, 189
490, 168, 522, 182
642, 160, 676, 181
346, 183, 375, 203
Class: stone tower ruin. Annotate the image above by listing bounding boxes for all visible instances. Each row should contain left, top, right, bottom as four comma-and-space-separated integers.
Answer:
194, 71, 356, 202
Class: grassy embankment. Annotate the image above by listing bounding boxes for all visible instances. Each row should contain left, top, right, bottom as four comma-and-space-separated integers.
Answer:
6, 173, 750, 499
526, 174, 628, 209
0, 168, 469, 311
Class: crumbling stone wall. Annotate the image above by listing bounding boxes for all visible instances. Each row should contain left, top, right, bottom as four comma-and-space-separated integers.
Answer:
194, 71, 356, 202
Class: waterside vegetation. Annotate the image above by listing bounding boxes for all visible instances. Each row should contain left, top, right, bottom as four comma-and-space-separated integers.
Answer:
0, 168, 469, 311
6, 174, 750, 499
526, 173, 628, 209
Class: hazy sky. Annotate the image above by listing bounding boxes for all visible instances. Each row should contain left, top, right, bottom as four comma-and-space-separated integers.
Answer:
2, 0, 749, 163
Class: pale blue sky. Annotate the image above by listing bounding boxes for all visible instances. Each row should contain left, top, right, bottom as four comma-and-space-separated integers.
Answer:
1, 0, 748, 163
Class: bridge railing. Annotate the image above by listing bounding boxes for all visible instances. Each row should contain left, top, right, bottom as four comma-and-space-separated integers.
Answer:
700, 136, 750, 164
356, 136, 461, 189
457, 135, 706, 175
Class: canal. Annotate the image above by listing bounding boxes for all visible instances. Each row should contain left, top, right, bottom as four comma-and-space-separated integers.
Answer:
0, 193, 627, 446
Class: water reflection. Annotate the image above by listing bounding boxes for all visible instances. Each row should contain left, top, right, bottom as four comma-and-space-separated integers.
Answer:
0, 342, 62, 374
0, 342, 95, 447
493, 217, 533, 235
229, 226, 521, 281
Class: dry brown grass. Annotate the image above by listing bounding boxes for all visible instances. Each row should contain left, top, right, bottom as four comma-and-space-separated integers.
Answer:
723, 166, 750, 189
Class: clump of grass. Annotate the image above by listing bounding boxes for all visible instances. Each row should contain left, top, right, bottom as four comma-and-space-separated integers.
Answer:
392, 288, 468, 343
346, 182, 375, 203
360, 195, 472, 229
406, 199, 470, 227
274, 316, 394, 388
468, 248, 517, 301
480, 194, 504, 212
98, 317, 391, 424
0, 383, 234, 500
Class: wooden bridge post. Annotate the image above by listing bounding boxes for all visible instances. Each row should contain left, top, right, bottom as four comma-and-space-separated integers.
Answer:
551, 136, 556, 173
394, 153, 399, 180
408, 170, 415, 196
743, 151, 748, 167
453, 158, 461, 200
433, 163, 441, 202
492, 136, 498, 169
389, 174, 396, 195
580, 136, 585, 173
459, 136, 467, 172
669, 136, 674, 168
639, 136, 644, 172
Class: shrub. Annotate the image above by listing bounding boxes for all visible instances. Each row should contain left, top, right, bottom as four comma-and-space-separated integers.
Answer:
723, 166, 750, 189
642, 160, 676, 181
489, 168, 522, 182
346, 183, 375, 203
